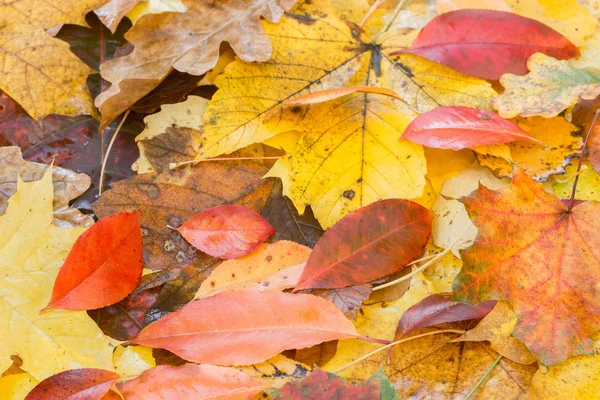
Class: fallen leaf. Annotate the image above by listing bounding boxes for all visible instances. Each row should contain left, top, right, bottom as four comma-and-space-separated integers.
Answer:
295, 199, 432, 290
396, 293, 495, 336
294, 341, 338, 369
437, 0, 511, 14
269, 368, 398, 400
129, 71, 204, 115
125, 0, 187, 25
457, 301, 538, 365
573, 97, 600, 174
403, 106, 538, 150
453, 169, 600, 365
131, 290, 360, 365
308, 285, 373, 321
476, 116, 582, 181
112, 346, 156, 377
96, 0, 298, 128
94, 0, 140, 32
494, 53, 600, 119
117, 363, 266, 400
177, 205, 275, 259
24, 369, 118, 400
195, 241, 311, 299
238, 354, 310, 388
0, 167, 116, 380
399, 9, 578, 80
551, 162, 600, 201
0, 373, 38, 400
46, 212, 143, 310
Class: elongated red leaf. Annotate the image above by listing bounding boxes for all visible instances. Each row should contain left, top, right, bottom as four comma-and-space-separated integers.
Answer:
177, 205, 275, 259
131, 290, 360, 365
45, 212, 143, 310
402, 106, 540, 150
294, 199, 432, 291
397, 293, 496, 336
397, 10, 578, 80
117, 364, 266, 400
25, 368, 119, 400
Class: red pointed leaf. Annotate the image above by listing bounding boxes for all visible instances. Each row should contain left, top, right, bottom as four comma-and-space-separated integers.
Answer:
396, 10, 578, 80
25, 368, 119, 400
177, 205, 275, 259
402, 106, 540, 150
117, 364, 266, 400
131, 290, 360, 365
46, 212, 143, 310
397, 293, 496, 336
294, 199, 432, 291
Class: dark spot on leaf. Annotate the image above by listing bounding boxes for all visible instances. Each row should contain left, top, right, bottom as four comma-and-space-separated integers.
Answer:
397, 62, 414, 78
480, 113, 491, 120
291, 106, 302, 114
266, 255, 273, 262
343, 190, 355, 200
285, 12, 316, 25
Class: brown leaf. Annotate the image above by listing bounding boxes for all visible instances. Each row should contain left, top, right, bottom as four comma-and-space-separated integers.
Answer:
96, 0, 298, 128
308, 285, 373, 321
94, 0, 141, 32
294, 341, 338, 368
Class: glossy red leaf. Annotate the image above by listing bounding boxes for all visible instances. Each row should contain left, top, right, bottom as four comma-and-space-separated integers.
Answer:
130, 290, 360, 365
397, 293, 496, 336
176, 205, 275, 259
294, 199, 432, 291
45, 212, 144, 310
117, 364, 266, 400
397, 10, 578, 80
25, 368, 119, 400
402, 106, 540, 150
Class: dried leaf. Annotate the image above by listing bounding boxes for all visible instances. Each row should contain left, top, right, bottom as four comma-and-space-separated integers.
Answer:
24, 369, 118, 400
94, 0, 140, 32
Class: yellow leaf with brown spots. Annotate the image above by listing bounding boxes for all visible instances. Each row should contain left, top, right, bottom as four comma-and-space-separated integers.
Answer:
0, 0, 107, 27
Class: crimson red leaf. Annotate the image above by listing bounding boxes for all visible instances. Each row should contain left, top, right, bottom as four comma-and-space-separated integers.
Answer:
45, 212, 143, 310
397, 293, 496, 336
176, 205, 275, 259
294, 199, 432, 291
117, 364, 266, 400
402, 106, 540, 150
396, 10, 578, 80
130, 290, 360, 365
25, 368, 119, 400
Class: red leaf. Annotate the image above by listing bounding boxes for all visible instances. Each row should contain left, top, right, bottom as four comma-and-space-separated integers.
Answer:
45, 212, 143, 310
396, 10, 578, 80
117, 364, 266, 400
25, 368, 118, 400
294, 199, 432, 291
402, 106, 541, 150
176, 205, 275, 259
397, 293, 496, 336
131, 290, 360, 365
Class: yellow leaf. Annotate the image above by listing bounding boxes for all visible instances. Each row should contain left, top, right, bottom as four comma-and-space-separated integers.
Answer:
126, 0, 187, 25
0, 168, 116, 380
457, 301, 538, 365
476, 116, 583, 181
0, 373, 38, 400
494, 53, 600, 119
551, 162, 600, 201
113, 345, 156, 377
239, 354, 311, 388
195, 241, 311, 299
0, 0, 106, 27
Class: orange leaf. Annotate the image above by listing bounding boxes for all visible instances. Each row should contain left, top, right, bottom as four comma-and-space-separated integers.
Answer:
131, 290, 360, 365
117, 364, 266, 400
294, 199, 432, 291
453, 169, 600, 365
25, 368, 118, 400
176, 205, 275, 259
45, 212, 143, 310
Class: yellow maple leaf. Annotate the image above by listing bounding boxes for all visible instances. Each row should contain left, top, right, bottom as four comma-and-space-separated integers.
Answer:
0, 167, 116, 381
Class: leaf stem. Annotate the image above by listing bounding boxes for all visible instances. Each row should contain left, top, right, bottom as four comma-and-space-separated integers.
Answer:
331, 329, 465, 374
464, 353, 502, 400
99, 109, 130, 196
360, 0, 385, 28
169, 156, 284, 170
380, 0, 409, 34
569, 108, 600, 211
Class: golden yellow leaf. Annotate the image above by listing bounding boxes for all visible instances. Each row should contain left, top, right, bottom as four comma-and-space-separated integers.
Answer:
195, 241, 310, 299
457, 301, 538, 365
0, 0, 106, 27
113, 346, 156, 377
494, 54, 600, 119
551, 162, 600, 201
0, 373, 38, 400
239, 354, 311, 388
476, 116, 582, 181
0, 168, 116, 380
96, 0, 298, 128
126, 0, 186, 25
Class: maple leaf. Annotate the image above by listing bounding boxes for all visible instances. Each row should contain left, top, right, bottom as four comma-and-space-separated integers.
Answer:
0, 167, 116, 380
494, 53, 600, 119
453, 169, 600, 365
96, 0, 298, 128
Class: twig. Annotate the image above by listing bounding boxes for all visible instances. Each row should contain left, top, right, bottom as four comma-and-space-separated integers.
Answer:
99, 110, 130, 196
464, 354, 503, 399
569, 108, 600, 211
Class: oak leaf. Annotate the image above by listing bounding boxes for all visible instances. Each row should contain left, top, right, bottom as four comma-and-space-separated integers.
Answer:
494, 54, 600, 119
453, 169, 600, 365
0, 168, 116, 380
96, 0, 298, 128
24, 369, 118, 400
131, 290, 360, 365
